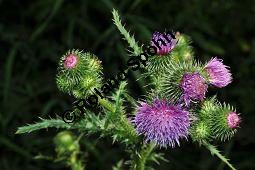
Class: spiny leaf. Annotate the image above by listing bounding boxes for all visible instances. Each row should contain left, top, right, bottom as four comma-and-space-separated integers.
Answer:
112, 9, 142, 56
16, 118, 71, 134
203, 142, 236, 170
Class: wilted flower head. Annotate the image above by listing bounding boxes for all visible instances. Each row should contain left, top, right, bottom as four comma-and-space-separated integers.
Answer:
151, 31, 178, 56
64, 54, 78, 69
180, 72, 208, 105
205, 57, 232, 88
227, 112, 241, 129
134, 99, 190, 148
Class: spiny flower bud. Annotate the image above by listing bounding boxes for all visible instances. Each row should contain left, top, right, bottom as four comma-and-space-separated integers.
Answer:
134, 99, 190, 148
198, 97, 218, 119
171, 33, 194, 62
205, 57, 232, 88
147, 32, 194, 73
209, 103, 241, 141
190, 121, 212, 144
147, 31, 177, 73
56, 49, 102, 98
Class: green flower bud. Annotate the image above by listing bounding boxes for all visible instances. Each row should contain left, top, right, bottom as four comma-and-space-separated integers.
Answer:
54, 131, 79, 156
190, 121, 212, 144
56, 49, 103, 98
171, 33, 194, 62
210, 103, 241, 141
198, 97, 218, 119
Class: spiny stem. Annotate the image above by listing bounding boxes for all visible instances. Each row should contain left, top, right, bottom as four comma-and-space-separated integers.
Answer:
98, 98, 138, 142
112, 9, 142, 56
69, 152, 85, 170
203, 142, 236, 170
98, 98, 115, 113
136, 143, 155, 170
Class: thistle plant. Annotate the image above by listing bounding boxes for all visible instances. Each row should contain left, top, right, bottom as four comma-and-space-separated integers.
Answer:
17, 9, 241, 170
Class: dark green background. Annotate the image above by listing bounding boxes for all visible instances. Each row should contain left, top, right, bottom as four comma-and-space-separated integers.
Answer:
1, 0, 254, 169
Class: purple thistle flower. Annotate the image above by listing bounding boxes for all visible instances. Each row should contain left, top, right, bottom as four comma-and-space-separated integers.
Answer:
64, 54, 78, 69
180, 72, 208, 105
227, 112, 241, 129
134, 99, 190, 148
151, 31, 178, 56
205, 57, 232, 88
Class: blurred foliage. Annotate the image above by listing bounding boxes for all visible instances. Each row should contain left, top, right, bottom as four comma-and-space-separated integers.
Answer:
0, 0, 255, 169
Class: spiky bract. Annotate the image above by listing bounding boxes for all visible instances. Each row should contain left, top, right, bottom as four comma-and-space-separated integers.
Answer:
56, 49, 102, 98
209, 103, 240, 141
134, 99, 190, 148
190, 97, 217, 144
190, 121, 212, 144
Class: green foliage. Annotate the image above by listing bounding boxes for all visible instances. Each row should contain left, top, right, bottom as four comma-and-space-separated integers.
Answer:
103, 81, 138, 145
54, 131, 79, 156
54, 131, 85, 170
11, 3, 246, 170
128, 143, 167, 170
112, 9, 142, 56
203, 142, 236, 170
16, 118, 71, 134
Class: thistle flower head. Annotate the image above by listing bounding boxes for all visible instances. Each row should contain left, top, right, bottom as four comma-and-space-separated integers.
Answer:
134, 99, 190, 148
205, 57, 232, 88
180, 72, 208, 105
64, 54, 78, 69
151, 31, 178, 56
227, 112, 241, 129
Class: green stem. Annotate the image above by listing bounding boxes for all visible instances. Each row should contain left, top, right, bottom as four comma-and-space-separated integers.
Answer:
203, 142, 236, 170
69, 151, 84, 170
98, 98, 138, 142
135, 143, 155, 170
98, 98, 115, 112
112, 9, 142, 56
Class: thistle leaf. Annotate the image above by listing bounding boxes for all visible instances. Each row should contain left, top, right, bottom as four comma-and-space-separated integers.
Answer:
16, 118, 71, 134
203, 142, 236, 170
112, 9, 142, 56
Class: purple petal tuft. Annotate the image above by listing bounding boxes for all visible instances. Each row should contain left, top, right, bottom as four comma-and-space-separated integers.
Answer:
151, 31, 178, 56
205, 57, 232, 88
180, 72, 208, 106
134, 99, 190, 148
